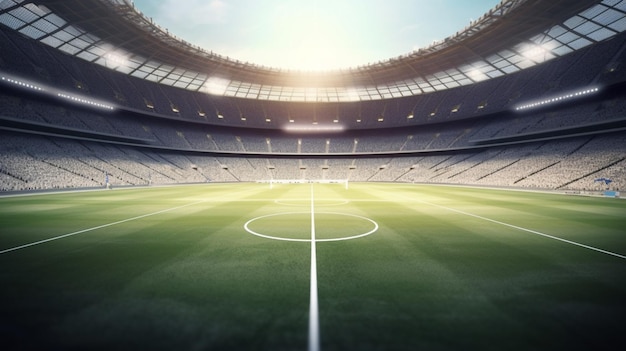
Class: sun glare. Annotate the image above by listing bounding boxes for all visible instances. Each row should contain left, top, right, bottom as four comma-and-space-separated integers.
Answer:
133, 0, 503, 71
262, 2, 364, 70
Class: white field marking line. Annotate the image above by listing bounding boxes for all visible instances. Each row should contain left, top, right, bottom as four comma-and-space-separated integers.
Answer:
0, 182, 237, 199
1, 186, 265, 255
404, 195, 626, 260
243, 211, 378, 242
308, 184, 321, 351
0, 199, 206, 255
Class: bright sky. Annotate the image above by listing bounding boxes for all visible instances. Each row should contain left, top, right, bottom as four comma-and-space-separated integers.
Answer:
131, 0, 501, 71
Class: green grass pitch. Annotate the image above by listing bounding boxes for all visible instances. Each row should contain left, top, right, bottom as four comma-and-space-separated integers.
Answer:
1, 182, 625, 351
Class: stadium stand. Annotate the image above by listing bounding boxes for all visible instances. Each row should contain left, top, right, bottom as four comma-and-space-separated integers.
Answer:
1, 0, 626, 193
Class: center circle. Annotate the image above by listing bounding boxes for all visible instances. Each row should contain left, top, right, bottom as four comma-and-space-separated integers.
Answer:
244, 212, 378, 242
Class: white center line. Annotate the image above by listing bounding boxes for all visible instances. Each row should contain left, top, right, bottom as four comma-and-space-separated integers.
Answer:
308, 183, 321, 351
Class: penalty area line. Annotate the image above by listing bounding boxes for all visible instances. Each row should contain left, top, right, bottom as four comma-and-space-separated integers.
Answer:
0, 199, 206, 255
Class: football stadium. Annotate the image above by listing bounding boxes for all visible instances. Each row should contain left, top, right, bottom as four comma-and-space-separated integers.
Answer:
1, 0, 626, 350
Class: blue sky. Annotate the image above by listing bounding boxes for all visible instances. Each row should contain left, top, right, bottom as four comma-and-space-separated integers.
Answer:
131, 0, 501, 70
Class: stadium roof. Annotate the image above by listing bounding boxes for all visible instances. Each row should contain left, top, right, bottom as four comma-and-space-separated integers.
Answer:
1, 0, 625, 102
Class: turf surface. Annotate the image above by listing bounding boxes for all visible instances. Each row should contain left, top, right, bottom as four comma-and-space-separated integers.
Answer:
0, 183, 625, 350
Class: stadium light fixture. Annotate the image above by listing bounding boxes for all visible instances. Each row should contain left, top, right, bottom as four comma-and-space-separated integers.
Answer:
203, 77, 230, 96
57, 92, 115, 110
515, 86, 600, 111
345, 89, 360, 102
283, 124, 345, 133
520, 43, 555, 64
1, 75, 45, 93
468, 68, 488, 82
0, 74, 115, 112
104, 52, 129, 69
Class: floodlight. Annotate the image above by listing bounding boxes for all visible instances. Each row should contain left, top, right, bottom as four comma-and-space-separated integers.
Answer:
283, 124, 345, 133
468, 68, 488, 82
103, 52, 129, 69
514, 86, 599, 111
203, 77, 230, 95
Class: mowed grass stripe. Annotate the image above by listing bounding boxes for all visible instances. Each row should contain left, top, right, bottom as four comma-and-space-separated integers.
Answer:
384, 187, 626, 260
0, 184, 269, 253
416, 197, 626, 260
1, 183, 312, 350
0, 198, 207, 254
357, 183, 626, 259
315, 183, 626, 349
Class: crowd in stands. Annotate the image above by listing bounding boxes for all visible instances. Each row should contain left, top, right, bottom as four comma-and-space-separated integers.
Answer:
2, 82, 625, 192
1, 127, 624, 192
0, 132, 209, 191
